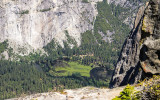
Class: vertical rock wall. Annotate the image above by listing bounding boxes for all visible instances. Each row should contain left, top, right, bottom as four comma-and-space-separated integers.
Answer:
0, 0, 102, 53
110, 0, 160, 88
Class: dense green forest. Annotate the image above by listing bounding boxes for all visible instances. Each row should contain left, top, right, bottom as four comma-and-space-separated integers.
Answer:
0, 0, 147, 99
0, 60, 108, 99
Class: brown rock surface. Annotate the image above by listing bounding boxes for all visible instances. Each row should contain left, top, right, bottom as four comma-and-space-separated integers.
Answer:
110, 0, 160, 88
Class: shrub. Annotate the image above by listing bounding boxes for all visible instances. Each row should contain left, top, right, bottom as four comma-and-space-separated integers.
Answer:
20, 10, 29, 14
72, 72, 81, 78
112, 84, 140, 100
0, 40, 8, 53
82, 0, 89, 3
40, 8, 51, 12
140, 75, 160, 99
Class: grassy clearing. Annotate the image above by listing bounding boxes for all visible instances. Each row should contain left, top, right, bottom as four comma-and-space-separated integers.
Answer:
54, 62, 92, 77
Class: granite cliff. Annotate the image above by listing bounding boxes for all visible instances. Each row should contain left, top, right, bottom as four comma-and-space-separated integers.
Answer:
0, 0, 146, 56
110, 0, 160, 88
0, 0, 102, 54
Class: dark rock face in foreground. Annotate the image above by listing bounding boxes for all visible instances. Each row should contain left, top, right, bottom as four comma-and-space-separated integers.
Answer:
110, 0, 160, 88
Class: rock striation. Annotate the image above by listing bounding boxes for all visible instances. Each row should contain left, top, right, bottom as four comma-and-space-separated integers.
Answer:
110, 0, 160, 88
0, 0, 102, 54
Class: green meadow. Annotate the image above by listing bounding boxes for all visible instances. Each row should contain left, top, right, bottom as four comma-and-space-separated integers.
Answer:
54, 62, 92, 77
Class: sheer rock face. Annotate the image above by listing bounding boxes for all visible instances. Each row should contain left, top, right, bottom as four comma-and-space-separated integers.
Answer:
110, 0, 160, 88
0, 0, 102, 53
0, 0, 145, 55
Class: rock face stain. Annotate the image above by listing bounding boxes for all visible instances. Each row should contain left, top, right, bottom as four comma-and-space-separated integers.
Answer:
0, 0, 102, 53
110, 0, 160, 88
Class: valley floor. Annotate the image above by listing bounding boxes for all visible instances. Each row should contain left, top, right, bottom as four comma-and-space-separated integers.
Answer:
7, 86, 125, 100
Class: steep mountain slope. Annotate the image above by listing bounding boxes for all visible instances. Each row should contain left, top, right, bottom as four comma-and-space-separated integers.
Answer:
0, 0, 146, 56
108, 0, 147, 28
110, 0, 160, 88
0, 0, 149, 99
0, 0, 102, 54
